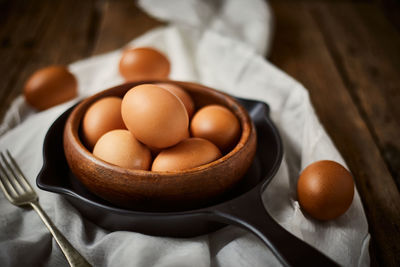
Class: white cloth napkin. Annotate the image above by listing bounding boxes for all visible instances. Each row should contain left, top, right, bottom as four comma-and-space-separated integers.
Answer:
0, 0, 370, 266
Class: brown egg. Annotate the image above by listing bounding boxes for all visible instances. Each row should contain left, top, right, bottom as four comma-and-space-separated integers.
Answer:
156, 83, 195, 118
119, 47, 170, 81
121, 84, 189, 149
24, 65, 77, 110
190, 105, 241, 151
82, 97, 126, 150
93, 129, 151, 170
297, 160, 355, 221
152, 138, 221, 172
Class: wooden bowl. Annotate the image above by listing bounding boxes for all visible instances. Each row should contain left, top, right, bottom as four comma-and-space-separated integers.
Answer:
63, 80, 257, 211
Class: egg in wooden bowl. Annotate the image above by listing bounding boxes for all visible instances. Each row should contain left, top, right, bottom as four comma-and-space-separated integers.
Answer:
63, 81, 257, 211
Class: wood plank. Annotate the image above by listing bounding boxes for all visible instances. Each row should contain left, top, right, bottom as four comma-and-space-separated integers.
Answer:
376, 0, 400, 32
0, 0, 48, 49
0, 0, 162, 123
0, 0, 102, 122
0, 0, 52, 120
312, 1, 400, 195
269, 2, 400, 266
92, 0, 163, 55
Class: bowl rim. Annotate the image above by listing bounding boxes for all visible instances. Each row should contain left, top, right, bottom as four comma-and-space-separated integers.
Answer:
66, 80, 254, 177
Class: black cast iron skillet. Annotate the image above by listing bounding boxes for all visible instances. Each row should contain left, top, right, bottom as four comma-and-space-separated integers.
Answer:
37, 97, 339, 266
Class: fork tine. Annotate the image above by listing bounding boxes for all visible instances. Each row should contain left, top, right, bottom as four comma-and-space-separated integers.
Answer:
5, 150, 34, 192
0, 153, 19, 200
0, 152, 26, 193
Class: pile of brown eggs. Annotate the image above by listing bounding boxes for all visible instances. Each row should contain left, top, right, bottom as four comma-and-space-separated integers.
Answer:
82, 83, 240, 172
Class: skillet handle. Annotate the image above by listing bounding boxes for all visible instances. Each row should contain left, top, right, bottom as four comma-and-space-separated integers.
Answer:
212, 189, 340, 267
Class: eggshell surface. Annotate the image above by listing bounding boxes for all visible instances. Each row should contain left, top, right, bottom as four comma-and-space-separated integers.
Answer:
297, 160, 355, 221
152, 138, 221, 172
156, 83, 195, 118
24, 65, 77, 110
190, 105, 240, 151
121, 84, 189, 149
119, 47, 170, 81
82, 97, 126, 150
93, 129, 151, 170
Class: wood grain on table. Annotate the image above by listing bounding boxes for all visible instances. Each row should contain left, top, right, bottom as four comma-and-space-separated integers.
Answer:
0, 0, 399, 266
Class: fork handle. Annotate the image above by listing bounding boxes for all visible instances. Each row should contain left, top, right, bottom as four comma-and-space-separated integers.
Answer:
30, 201, 92, 267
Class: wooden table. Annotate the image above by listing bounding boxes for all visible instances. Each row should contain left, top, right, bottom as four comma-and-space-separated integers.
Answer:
1, 0, 399, 266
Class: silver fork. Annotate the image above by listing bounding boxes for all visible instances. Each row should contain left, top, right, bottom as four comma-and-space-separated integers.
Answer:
0, 150, 91, 267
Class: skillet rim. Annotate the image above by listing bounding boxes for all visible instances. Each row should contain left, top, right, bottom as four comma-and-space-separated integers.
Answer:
37, 95, 283, 217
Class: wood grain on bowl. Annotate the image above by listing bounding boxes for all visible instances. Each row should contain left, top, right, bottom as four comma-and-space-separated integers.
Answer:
63, 81, 257, 210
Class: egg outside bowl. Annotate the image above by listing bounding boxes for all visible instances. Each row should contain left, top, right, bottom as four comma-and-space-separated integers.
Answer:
63, 81, 257, 211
